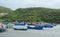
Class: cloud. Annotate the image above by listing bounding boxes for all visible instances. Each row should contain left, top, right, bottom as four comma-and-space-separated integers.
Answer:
0, 0, 60, 10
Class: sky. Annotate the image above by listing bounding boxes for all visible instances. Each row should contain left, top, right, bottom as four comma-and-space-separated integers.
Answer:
0, 0, 60, 10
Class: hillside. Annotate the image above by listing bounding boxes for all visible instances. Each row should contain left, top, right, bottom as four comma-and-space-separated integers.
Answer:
0, 6, 13, 16
0, 6, 13, 22
0, 6, 13, 13
1, 7, 60, 23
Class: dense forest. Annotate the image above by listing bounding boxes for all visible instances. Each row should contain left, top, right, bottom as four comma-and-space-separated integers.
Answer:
0, 6, 60, 23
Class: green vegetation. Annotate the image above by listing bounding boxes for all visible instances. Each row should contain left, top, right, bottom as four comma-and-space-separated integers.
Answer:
0, 6, 13, 13
0, 6, 13, 22
0, 6, 60, 23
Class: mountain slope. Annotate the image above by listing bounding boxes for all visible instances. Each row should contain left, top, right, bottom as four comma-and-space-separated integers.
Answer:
1, 7, 60, 23
0, 6, 13, 13
0, 6, 13, 22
